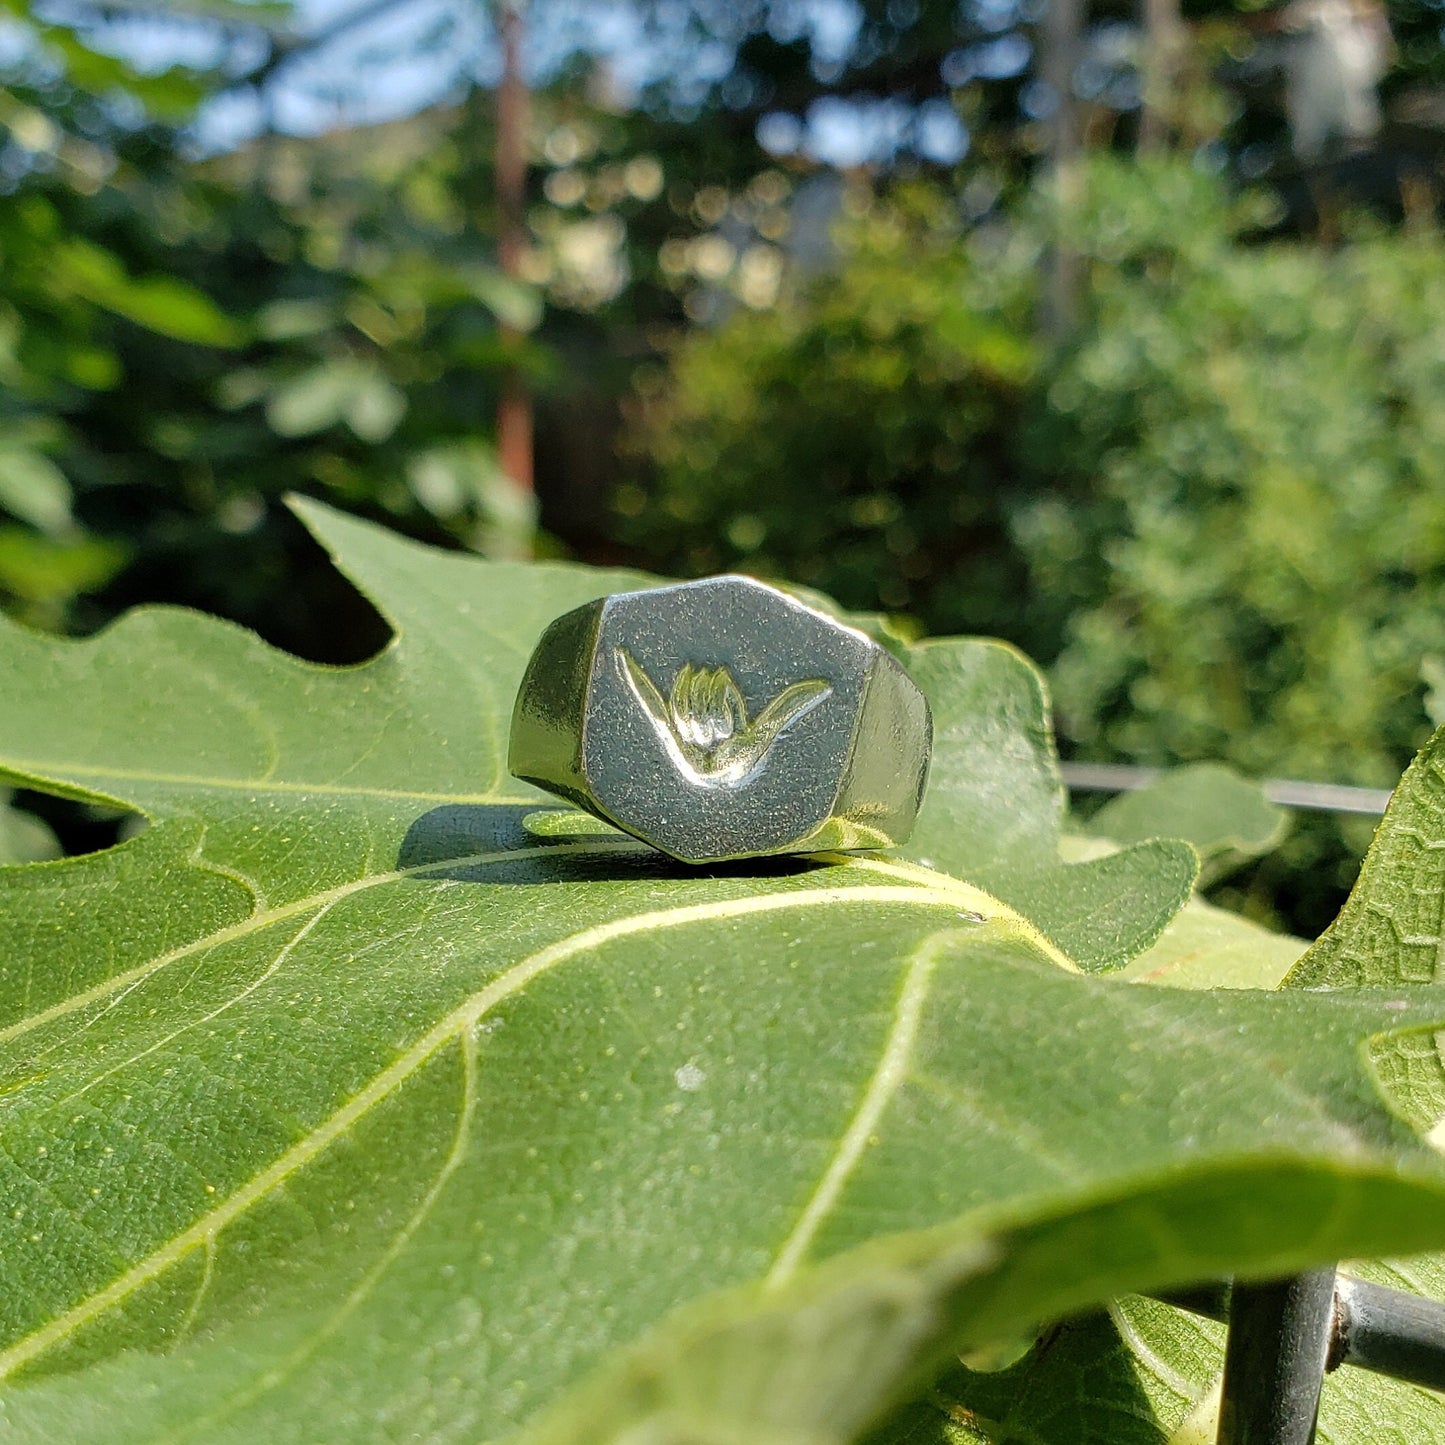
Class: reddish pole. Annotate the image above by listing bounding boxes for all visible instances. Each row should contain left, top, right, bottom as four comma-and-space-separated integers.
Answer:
1138, 0, 1180, 154
495, 0, 534, 501
1039, 0, 1083, 341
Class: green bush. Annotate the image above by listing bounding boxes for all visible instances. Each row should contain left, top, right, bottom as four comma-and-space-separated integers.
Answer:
1024, 161, 1444, 797
618, 185, 1039, 643
1019, 161, 1445, 925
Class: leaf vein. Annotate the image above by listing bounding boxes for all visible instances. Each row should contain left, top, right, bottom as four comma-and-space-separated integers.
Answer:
0, 759, 530, 807
54, 899, 341, 1107
764, 932, 942, 1288
159, 1032, 480, 1443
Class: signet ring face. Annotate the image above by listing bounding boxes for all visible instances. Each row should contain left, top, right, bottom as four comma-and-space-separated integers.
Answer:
508, 575, 932, 864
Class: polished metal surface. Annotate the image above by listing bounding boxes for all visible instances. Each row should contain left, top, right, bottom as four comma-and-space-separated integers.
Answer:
509, 575, 932, 863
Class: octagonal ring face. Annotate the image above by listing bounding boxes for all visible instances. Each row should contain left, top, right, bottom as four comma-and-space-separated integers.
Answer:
509, 575, 932, 864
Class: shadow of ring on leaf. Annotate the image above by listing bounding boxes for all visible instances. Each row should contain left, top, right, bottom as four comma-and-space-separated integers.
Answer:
396, 804, 832, 886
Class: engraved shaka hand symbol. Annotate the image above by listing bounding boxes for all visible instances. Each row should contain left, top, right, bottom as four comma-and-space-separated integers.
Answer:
615, 648, 831, 786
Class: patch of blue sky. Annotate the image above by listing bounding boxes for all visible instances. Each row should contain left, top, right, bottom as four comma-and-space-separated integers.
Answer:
31, 0, 972, 168
798, 92, 967, 166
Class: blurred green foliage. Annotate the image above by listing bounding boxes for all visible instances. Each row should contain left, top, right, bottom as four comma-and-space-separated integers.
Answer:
619, 184, 1038, 640
0, 11, 537, 653
1023, 160, 1445, 926
626, 156, 1445, 932
1024, 161, 1445, 797
0, 788, 59, 863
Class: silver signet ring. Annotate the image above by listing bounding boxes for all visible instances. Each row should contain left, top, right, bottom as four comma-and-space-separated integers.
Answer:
508, 575, 932, 863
